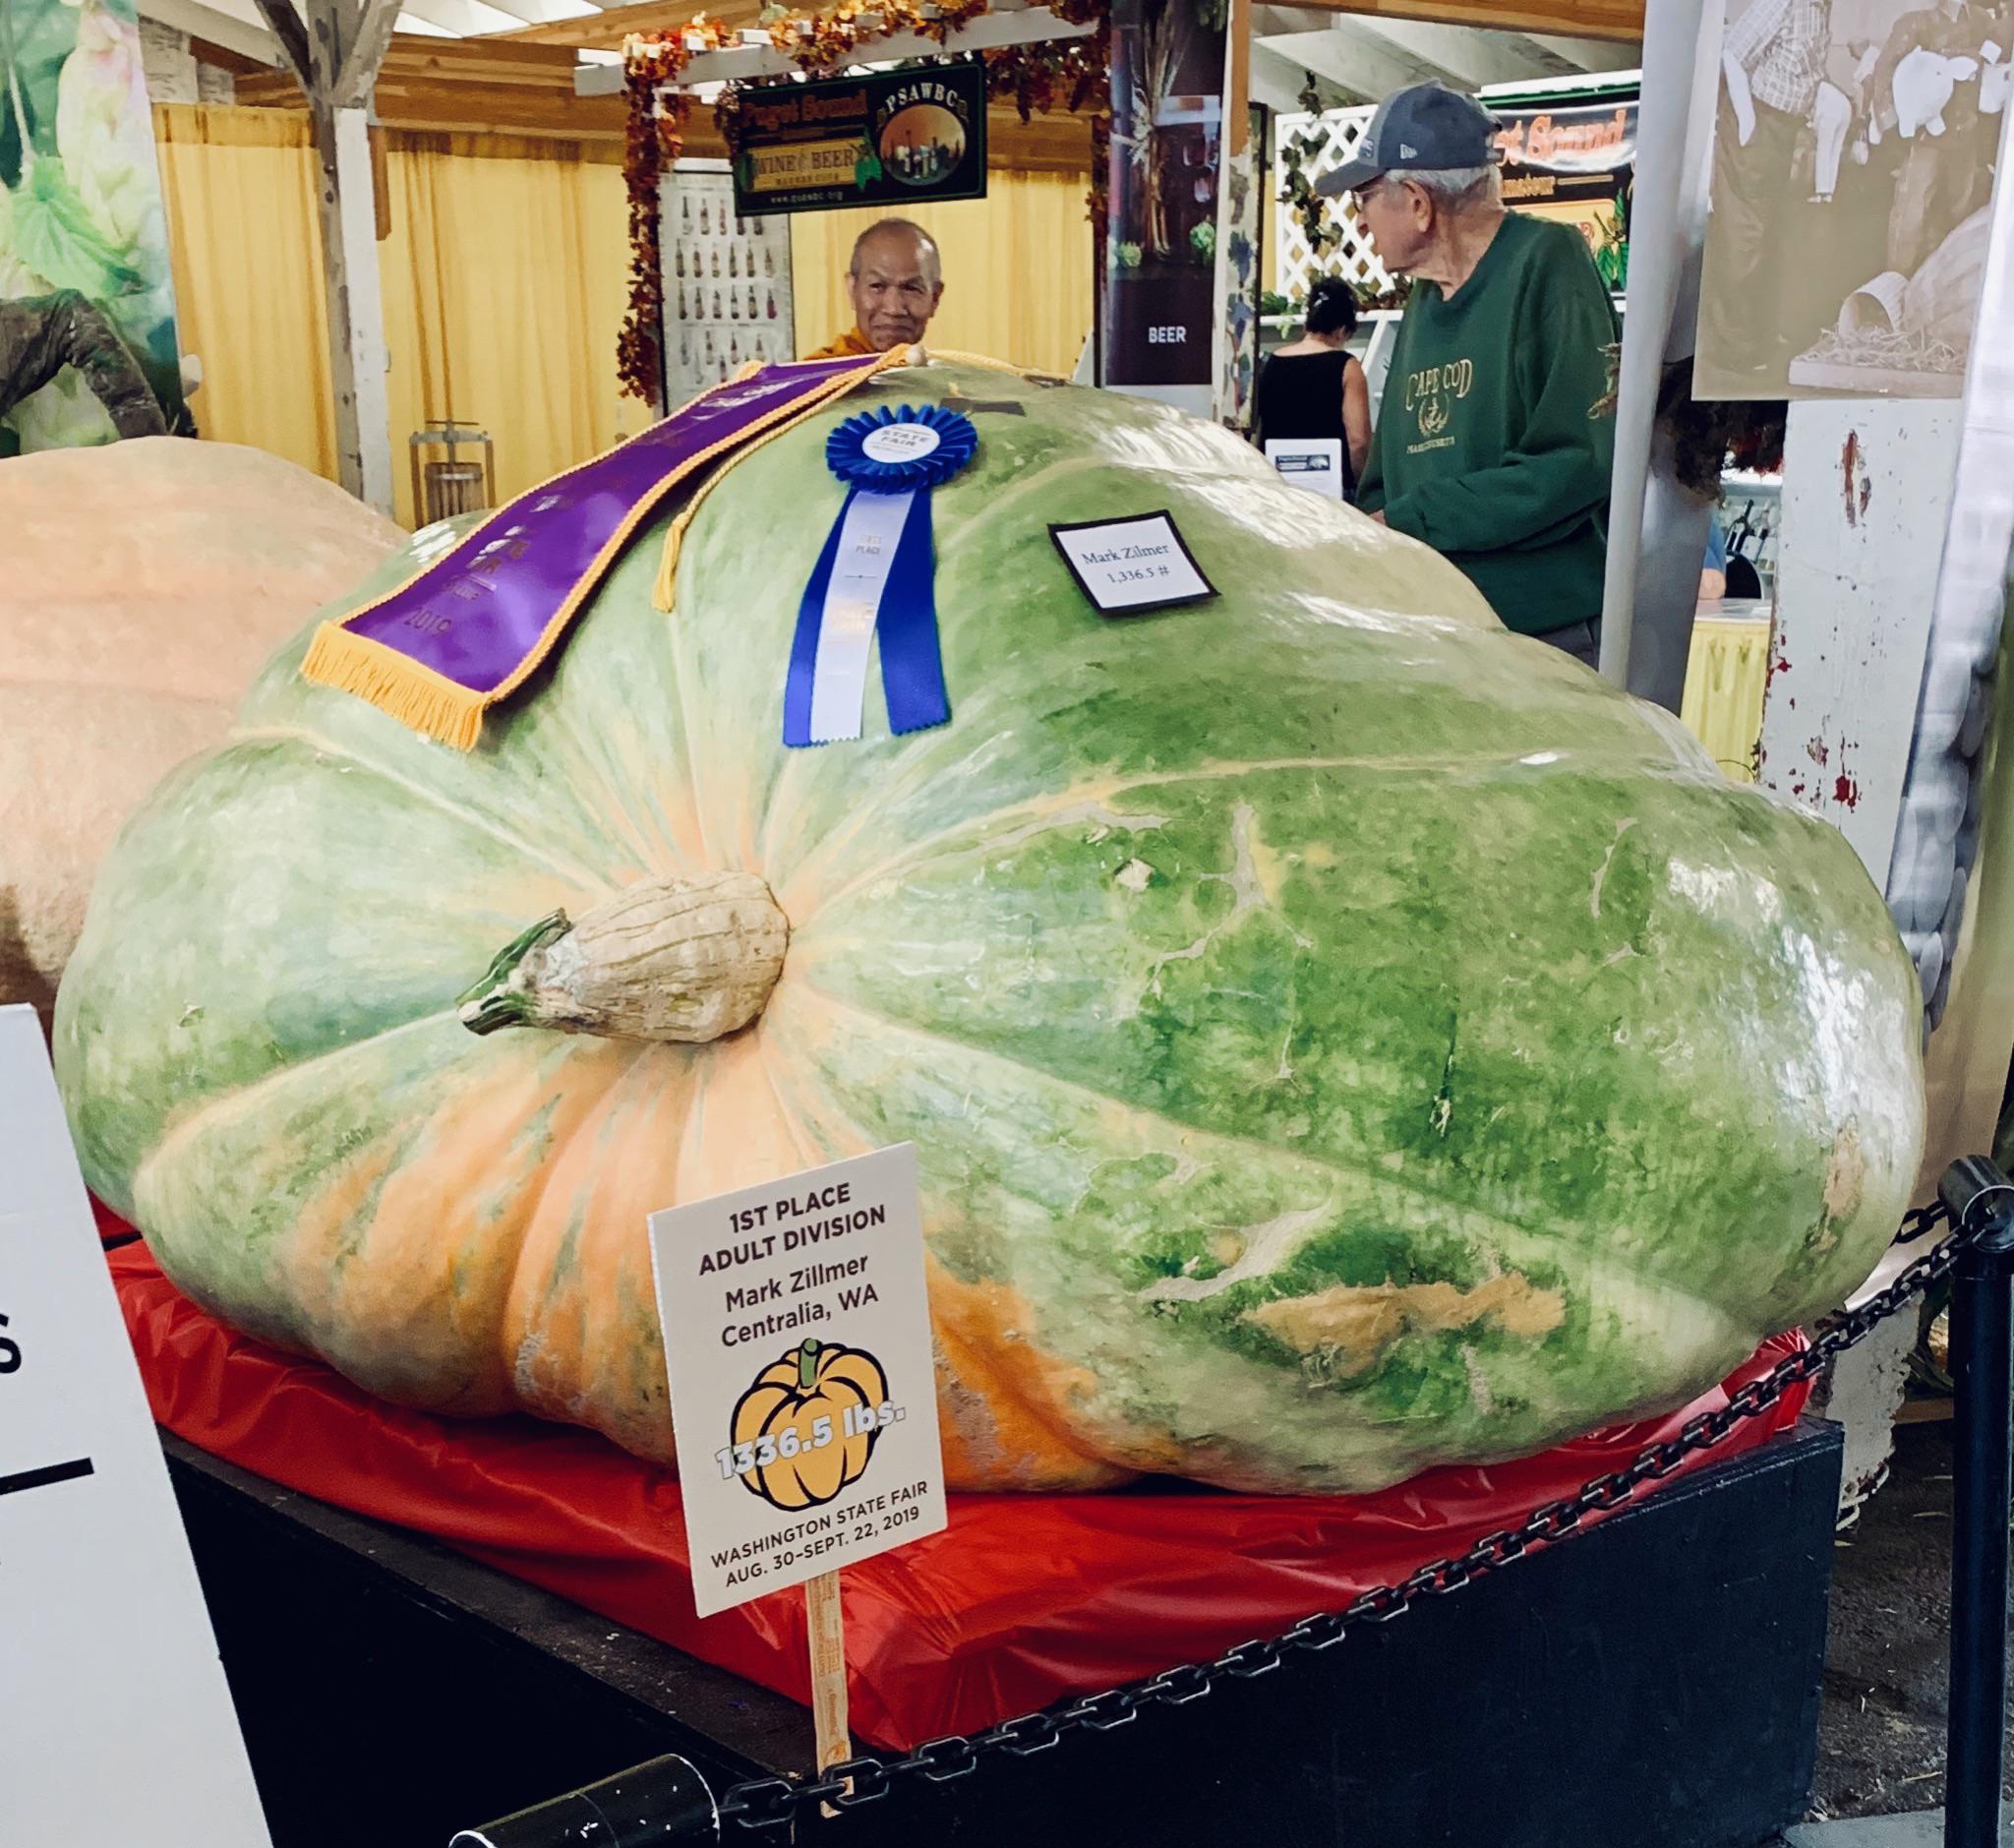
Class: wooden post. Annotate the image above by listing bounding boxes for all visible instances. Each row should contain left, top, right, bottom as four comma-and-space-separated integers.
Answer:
804, 1571, 851, 1774
1212, 0, 1260, 429
254, 0, 398, 515
804, 1569, 851, 1817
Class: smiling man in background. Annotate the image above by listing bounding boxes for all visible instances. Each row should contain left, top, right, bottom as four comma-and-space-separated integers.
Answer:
803, 218, 945, 358
1322, 83, 1620, 668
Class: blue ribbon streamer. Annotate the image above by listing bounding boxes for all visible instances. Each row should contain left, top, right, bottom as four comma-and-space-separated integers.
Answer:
782, 404, 976, 748
875, 488, 950, 736
824, 401, 977, 492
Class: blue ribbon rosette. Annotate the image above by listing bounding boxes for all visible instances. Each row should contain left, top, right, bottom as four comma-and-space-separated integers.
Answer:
783, 403, 978, 748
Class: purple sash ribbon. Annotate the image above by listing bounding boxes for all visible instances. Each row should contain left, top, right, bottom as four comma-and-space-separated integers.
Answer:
301, 349, 903, 749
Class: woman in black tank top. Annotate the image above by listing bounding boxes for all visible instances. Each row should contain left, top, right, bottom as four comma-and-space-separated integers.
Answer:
1252, 277, 1373, 502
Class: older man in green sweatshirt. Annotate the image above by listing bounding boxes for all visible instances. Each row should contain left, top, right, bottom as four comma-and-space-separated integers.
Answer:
1318, 84, 1619, 667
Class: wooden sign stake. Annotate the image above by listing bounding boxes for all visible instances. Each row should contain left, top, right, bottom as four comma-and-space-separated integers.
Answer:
644, 1145, 946, 1787
806, 1570, 851, 1812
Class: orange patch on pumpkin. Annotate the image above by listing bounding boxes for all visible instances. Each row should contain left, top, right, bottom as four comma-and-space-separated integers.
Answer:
286, 1041, 636, 1413
502, 1044, 696, 1460
925, 1261, 1134, 1491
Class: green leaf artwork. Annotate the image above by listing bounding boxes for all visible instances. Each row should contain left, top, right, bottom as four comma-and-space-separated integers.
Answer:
13, 154, 144, 296
2, 0, 184, 447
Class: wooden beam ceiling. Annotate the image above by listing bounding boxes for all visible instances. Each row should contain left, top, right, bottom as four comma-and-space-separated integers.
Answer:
490, 0, 1640, 53
190, 32, 274, 74
1271, 0, 1640, 45
501, 0, 767, 48
227, 0, 1637, 150
230, 30, 1096, 166
235, 35, 634, 136
177, 0, 1639, 66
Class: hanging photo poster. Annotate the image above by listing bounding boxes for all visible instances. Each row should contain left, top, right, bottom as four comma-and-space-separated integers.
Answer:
0, 0, 186, 452
660, 158, 797, 400
730, 60, 988, 218
1697, 0, 2009, 399
1100, 0, 1231, 410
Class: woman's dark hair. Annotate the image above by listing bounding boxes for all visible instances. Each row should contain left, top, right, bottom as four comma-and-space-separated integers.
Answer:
1655, 358, 1787, 500
1304, 277, 1360, 338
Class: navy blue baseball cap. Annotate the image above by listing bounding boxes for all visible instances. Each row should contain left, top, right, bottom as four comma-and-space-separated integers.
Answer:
1314, 83, 1500, 197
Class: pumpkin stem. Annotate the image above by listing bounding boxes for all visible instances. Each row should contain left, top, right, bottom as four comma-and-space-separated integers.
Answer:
457, 912, 572, 1035
798, 1338, 822, 1390
457, 872, 790, 1044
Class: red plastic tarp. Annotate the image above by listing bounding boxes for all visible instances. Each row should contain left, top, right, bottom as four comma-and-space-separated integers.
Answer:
111, 1235, 1811, 1750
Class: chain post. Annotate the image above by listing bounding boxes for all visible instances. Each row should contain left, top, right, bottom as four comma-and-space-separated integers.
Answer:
448, 1754, 719, 1847
1941, 1159, 2014, 1848
450, 1196, 1973, 1838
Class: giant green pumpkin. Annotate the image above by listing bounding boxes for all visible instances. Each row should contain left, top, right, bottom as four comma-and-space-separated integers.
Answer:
56, 361, 1925, 1494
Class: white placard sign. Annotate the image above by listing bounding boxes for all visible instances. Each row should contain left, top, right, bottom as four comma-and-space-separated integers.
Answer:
647, 1145, 946, 1618
1048, 511, 1217, 616
0, 1005, 272, 1846
1264, 438, 1345, 501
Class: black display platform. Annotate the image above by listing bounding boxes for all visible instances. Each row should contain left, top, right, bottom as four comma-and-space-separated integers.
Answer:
167, 1416, 1845, 1848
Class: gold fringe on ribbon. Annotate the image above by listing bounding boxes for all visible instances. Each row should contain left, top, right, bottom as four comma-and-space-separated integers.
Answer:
654, 391, 828, 611
926, 349, 1037, 378
653, 346, 1031, 615
304, 349, 911, 749
301, 622, 487, 752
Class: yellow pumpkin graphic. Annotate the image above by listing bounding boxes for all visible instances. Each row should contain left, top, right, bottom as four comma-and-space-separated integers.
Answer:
728, 1339, 890, 1511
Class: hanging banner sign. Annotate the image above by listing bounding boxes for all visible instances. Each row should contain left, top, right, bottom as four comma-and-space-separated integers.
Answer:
1493, 96, 1637, 289
301, 349, 906, 749
784, 403, 975, 746
1496, 99, 1639, 190
731, 60, 988, 218
646, 1145, 948, 1619
0, 1006, 272, 1847
1100, 0, 1231, 408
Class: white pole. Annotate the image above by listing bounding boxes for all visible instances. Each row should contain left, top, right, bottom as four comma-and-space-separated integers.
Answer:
330, 104, 393, 517
258, 0, 397, 517
1597, 0, 1725, 694
1886, 95, 2014, 1026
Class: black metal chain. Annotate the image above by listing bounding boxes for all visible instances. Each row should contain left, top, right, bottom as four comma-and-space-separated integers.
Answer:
716, 1199, 1966, 1831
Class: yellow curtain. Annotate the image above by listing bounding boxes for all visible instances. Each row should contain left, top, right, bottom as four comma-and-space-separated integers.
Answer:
1680, 616, 1771, 784
789, 173, 1095, 376
381, 130, 636, 528
152, 105, 636, 526
152, 105, 335, 480
156, 107, 1094, 517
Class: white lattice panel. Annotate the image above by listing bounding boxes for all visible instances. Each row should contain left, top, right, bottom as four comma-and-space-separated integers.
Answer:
1272, 107, 1393, 304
